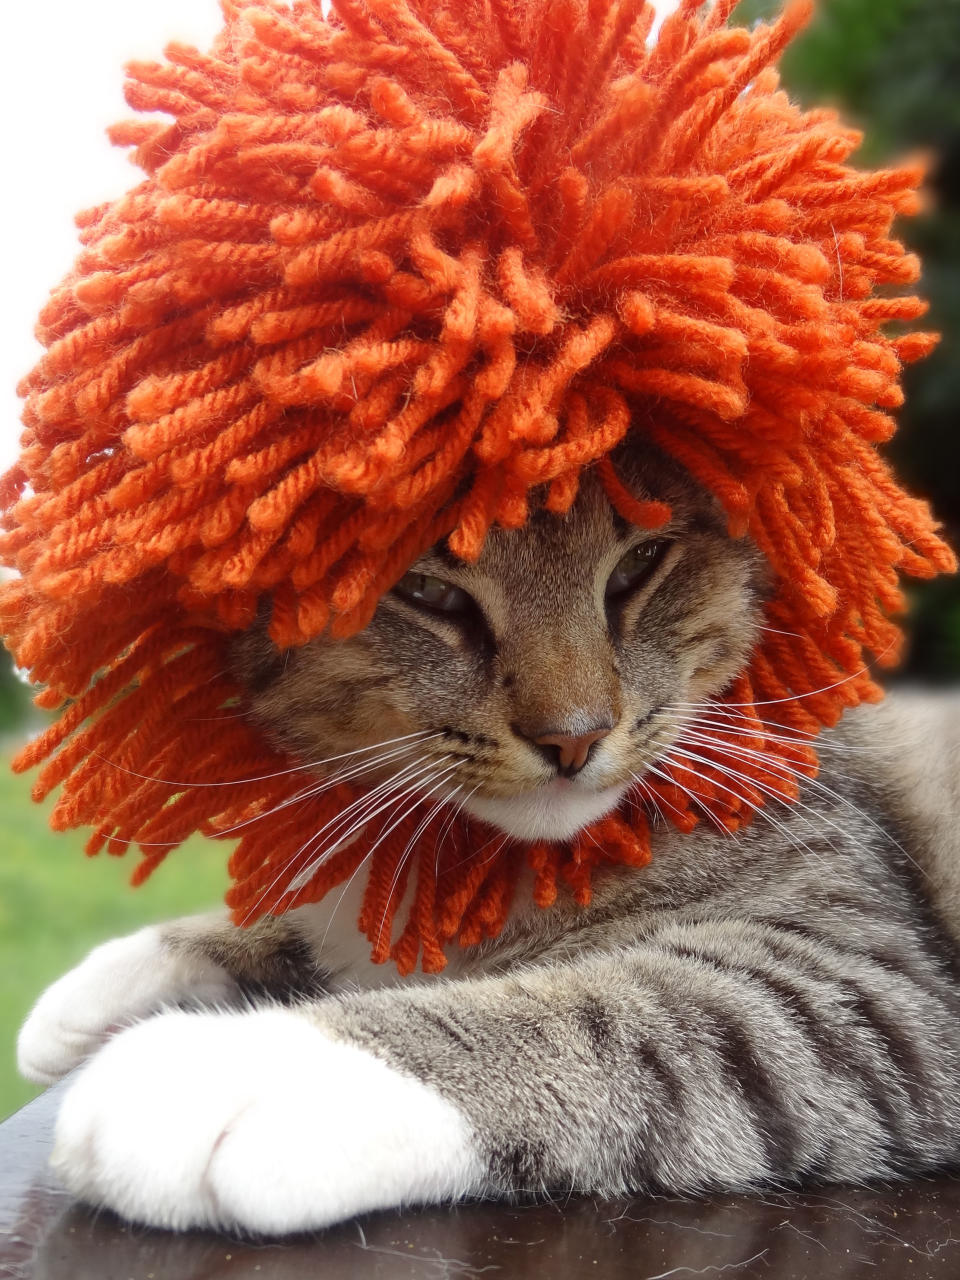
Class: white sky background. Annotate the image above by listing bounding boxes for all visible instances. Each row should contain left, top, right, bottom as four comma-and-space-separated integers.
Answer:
0, 0, 681, 476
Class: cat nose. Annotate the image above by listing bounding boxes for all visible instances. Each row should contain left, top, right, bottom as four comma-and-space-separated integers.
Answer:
516, 723, 612, 777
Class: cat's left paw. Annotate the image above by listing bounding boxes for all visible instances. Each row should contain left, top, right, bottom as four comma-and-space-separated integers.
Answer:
52, 1007, 484, 1234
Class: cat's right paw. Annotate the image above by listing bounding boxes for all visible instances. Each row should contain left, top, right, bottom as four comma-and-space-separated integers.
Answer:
17, 926, 238, 1085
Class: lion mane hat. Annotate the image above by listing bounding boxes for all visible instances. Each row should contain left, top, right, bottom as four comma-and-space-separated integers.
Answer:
1, 0, 954, 973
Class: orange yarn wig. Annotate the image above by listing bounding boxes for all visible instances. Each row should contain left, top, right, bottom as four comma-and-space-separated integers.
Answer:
2, 0, 955, 974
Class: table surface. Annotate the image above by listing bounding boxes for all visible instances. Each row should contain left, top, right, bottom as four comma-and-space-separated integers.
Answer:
3, 1083, 960, 1279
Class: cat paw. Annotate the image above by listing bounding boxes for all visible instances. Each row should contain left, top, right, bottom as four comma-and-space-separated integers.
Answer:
51, 1007, 484, 1234
17, 927, 237, 1085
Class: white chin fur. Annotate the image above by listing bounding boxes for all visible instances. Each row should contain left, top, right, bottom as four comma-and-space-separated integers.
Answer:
463, 779, 630, 841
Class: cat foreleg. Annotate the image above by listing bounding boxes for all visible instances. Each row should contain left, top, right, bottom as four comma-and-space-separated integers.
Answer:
49, 927, 960, 1234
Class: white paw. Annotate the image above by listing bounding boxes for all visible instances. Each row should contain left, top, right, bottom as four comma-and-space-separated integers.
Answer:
17, 927, 238, 1084
51, 1007, 484, 1234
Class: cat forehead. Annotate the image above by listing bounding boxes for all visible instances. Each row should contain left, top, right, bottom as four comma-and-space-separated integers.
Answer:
418, 449, 716, 587
480, 476, 620, 572
409, 477, 615, 601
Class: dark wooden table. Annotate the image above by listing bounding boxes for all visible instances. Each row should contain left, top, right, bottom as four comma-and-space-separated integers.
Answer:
4, 1083, 960, 1278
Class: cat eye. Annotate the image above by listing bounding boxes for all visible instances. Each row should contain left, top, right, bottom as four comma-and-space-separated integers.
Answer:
605, 539, 672, 598
392, 571, 474, 615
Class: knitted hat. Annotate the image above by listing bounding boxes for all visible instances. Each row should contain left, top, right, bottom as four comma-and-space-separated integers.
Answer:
2, 0, 954, 974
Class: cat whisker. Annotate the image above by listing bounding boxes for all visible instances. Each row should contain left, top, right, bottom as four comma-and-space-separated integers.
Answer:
626, 770, 669, 828
440, 820, 514, 879
291, 760, 467, 918
89, 729, 441, 791
673, 726, 815, 785
238, 753, 456, 925
661, 745, 841, 873
214, 737, 443, 851
94, 735, 437, 852
672, 702, 877, 795
374, 784, 466, 951
319, 776, 482, 963
435, 784, 482, 878
685, 698, 913, 755
286, 758, 464, 895
308, 755, 461, 866
669, 735, 827, 827
317, 778, 469, 961
674, 725, 922, 875
478, 832, 512, 872
449, 827, 513, 884
315, 853, 377, 961
655, 748, 837, 875
758, 624, 806, 639
95, 777, 326, 854
665, 706, 863, 758
311, 779, 462, 958
668, 732, 812, 804
642, 758, 741, 833
671, 640, 898, 712
578, 824, 607, 857
671, 699, 825, 740
666, 708, 916, 875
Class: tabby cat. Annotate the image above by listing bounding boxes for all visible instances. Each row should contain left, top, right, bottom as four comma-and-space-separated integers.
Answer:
16, 444, 960, 1235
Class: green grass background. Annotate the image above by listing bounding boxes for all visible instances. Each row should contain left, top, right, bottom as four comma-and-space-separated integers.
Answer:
0, 753, 228, 1120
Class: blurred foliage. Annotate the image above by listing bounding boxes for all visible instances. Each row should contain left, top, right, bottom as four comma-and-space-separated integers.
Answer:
0, 646, 35, 737
735, 0, 960, 678
0, 759, 227, 1119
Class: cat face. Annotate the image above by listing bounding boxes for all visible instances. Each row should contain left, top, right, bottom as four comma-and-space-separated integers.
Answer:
232, 446, 767, 842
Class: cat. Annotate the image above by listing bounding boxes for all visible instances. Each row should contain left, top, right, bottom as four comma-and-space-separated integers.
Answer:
16, 443, 960, 1236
